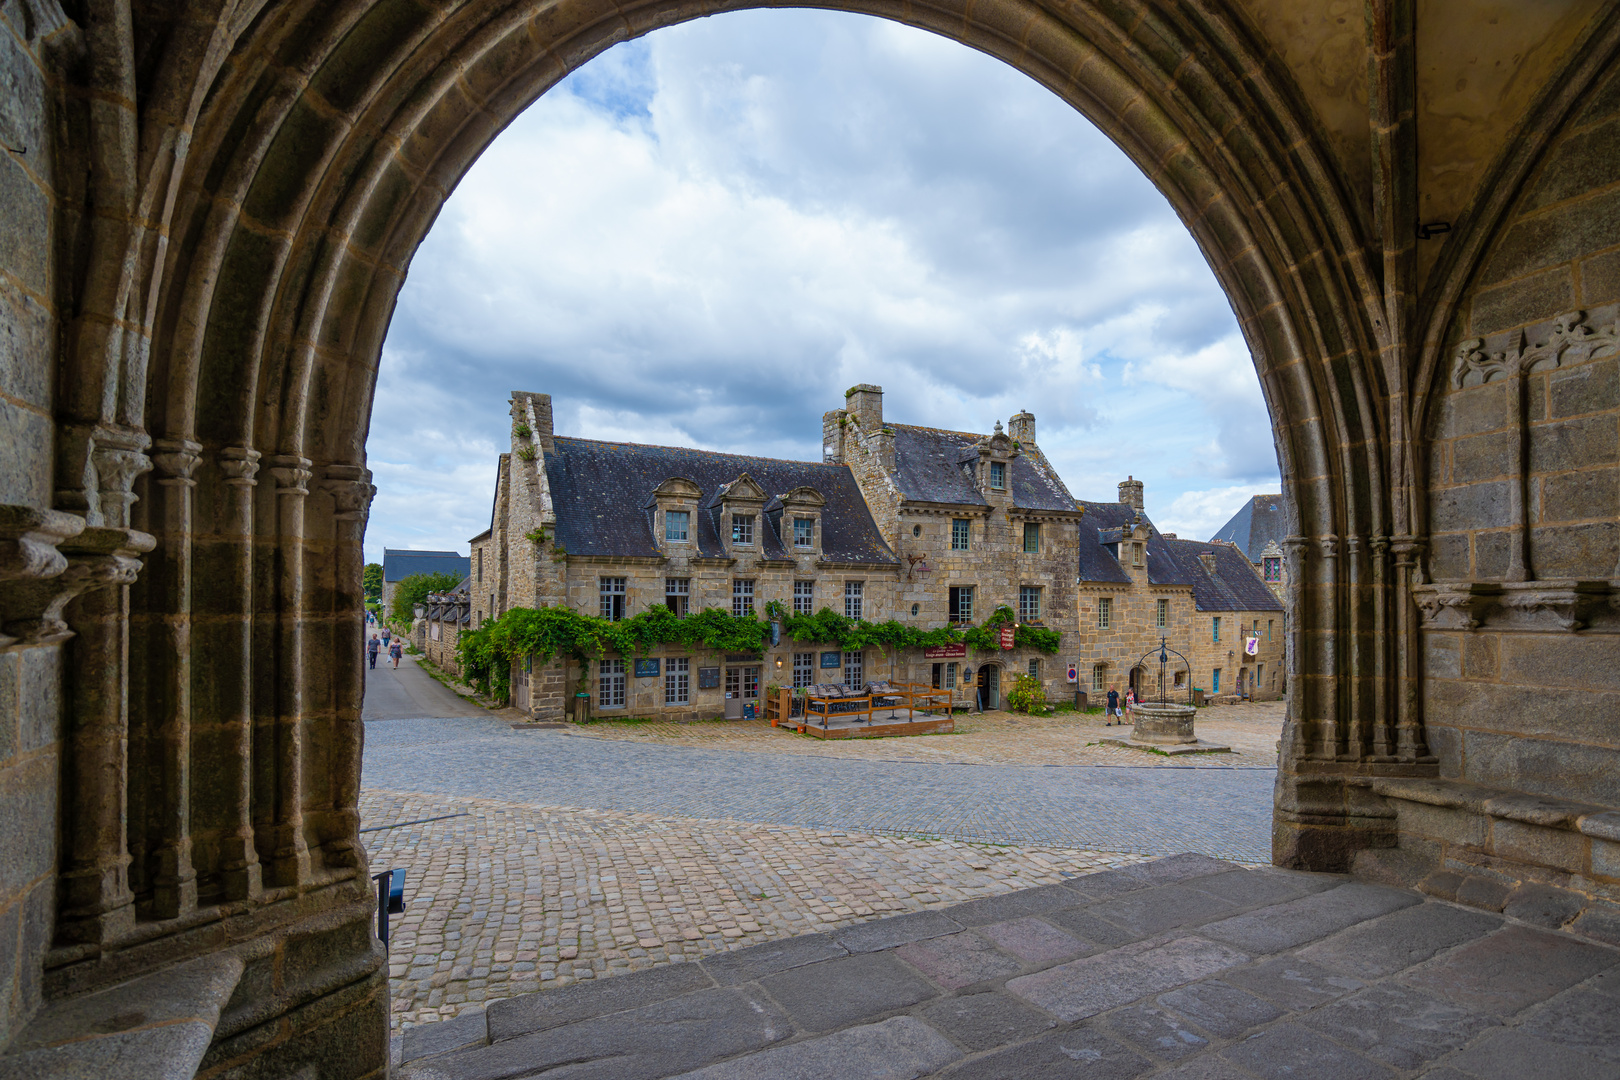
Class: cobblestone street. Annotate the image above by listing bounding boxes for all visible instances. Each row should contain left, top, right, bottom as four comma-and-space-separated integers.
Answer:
362, 657, 1277, 1033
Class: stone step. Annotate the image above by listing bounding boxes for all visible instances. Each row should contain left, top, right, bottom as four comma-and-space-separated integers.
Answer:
396, 852, 1620, 1080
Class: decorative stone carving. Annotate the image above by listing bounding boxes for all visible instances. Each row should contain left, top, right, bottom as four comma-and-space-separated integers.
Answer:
267, 455, 313, 495
1, 528, 156, 645
220, 447, 262, 486
1413, 580, 1615, 633
1453, 310, 1620, 387
151, 439, 203, 487
1413, 583, 1500, 630
320, 465, 375, 522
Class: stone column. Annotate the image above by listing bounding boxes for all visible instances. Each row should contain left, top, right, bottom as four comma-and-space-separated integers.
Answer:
317, 465, 374, 870
215, 448, 263, 900
1315, 535, 1341, 760
1389, 536, 1432, 763
1369, 536, 1395, 761
263, 455, 312, 887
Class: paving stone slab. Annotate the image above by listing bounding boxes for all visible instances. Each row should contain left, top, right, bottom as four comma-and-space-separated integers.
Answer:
398, 986, 789, 1080
918, 992, 1056, 1051
0, 1024, 218, 1080
1401, 925, 1620, 1016
1006, 937, 1249, 1022
1297, 901, 1503, 979
978, 917, 1091, 964
400, 1008, 489, 1064
760, 951, 939, 1033
1217, 956, 1366, 1009
484, 959, 716, 1040
1148, 1058, 1254, 1080
1120, 853, 1240, 887
1185, 869, 1322, 908
667, 1016, 960, 1080
894, 931, 1023, 990
1042, 907, 1146, 948
938, 1025, 1152, 1080
1085, 884, 1238, 938
1299, 982, 1501, 1071
698, 933, 848, 987
947, 883, 1080, 927
1197, 882, 1421, 954
1156, 979, 1283, 1038
1100, 1002, 1211, 1061
1218, 1020, 1395, 1079
1437, 1027, 1615, 1080
1514, 985, 1620, 1063
833, 909, 963, 954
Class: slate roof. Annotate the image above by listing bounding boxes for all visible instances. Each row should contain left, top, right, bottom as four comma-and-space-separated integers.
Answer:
383, 548, 471, 583
1209, 494, 1288, 564
1076, 501, 1193, 587
1165, 539, 1284, 612
542, 437, 898, 565
889, 425, 1076, 511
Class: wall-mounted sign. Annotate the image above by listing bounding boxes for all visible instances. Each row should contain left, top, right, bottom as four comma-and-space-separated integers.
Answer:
725, 653, 763, 663
1067, 664, 1078, 683
633, 658, 661, 678
698, 667, 721, 689
924, 644, 967, 659
999, 627, 1015, 650
820, 651, 842, 669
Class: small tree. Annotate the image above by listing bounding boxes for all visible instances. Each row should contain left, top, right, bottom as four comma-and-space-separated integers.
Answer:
363, 562, 383, 602
1006, 674, 1048, 714
390, 571, 463, 626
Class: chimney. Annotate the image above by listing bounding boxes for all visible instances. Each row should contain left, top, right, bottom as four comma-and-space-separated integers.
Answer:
845, 383, 883, 431
1008, 410, 1036, 445
511, 391, 554, 451
1199, 551, 1218, 576
1118, 476, 1144, 511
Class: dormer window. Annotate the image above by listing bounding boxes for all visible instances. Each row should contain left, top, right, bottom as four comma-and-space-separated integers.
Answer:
1263, 556, 1281, 582
989, 461, 1006, 490
793, 517, 814, 548
732, 515, 756, 545
1133, 543, 1144, 567
665, 511, 690, 543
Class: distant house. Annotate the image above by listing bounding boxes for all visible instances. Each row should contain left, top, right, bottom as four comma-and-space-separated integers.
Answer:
1209, 494, 1289, 601
381, 548, 472, 609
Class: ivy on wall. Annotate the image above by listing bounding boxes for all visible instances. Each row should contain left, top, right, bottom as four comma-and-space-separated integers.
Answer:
456, 602, 1060, 701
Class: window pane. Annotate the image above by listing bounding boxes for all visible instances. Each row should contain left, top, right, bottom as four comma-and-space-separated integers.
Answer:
1156, 598, 1168, 629
793, 653, 814, 689
1213, 617, 1221, 642
666, 578, 689, 617
844, 581, 863, 619
793, 517, 814, 547
732, 514, 755, 544
599, 658, 626, 708
732, 579, 754, 617
665, 657, 689, 704
1098, 597, 1111, 629
1019, 585, 1040, 619
794, 580, 814, 615
990, 461, 1005, 489
1092, 664, 1105, 691
843, 650, 863, 689
1028, 659, 1040, 678
1023, 522, 1040, 552
665, 511, 689, 542
951, 519, 970, 550
600, 577, 625, 621
949, 586, 973, 622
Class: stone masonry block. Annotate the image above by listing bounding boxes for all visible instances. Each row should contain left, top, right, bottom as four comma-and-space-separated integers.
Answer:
1101, 1001, 1210, 1061
1425, 636, 1462, 680
935, 1024, 1152, 1080
1581, 249, 1620, 306
760, 952, 938, 1034
1450, 431, 1515, 484
1530, 413, 1620, 472
1480, 187, 1620, 288
1399, 801, 1487, 850
666, 1016, 961, 1080
945, 882, 1077, 927
1442, 1028, 1615, 1080
1549, 355, 1619, 417
1539, 468, 1618, 524
832, 909, 961, 954
484, 960, 714, 1041
1489, 819, 1587, 875
1157, 979, 1283, 1038
895, 932, 1022, 990
1084, 884, 1237, 938
977, 917, 1090, 964
1472, 268, 1576, 333
1429, 481, 1512, 533
1501, 883, 1587, 929
1296, 902, 1502, 979
1402, 925, 1619, 1015
1299, 982, 1501, 1072
918, 992, 1055, 1052
1005, 936, 1249, 1022
1219, 1021, 1395, 1080
400, 1007, 487, 1064
1197, 883, 1420, 955
698, 933, 847, 987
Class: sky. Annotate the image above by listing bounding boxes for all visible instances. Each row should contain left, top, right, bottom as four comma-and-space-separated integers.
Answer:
363, 10, 1280, 564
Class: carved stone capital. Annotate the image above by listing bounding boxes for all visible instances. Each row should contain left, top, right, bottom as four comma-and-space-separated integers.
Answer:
1, 527, 155, 645
220, 447, 262, 487
1412, 583, 1499, 630
0, 505, 87, 586
1318, 535, 1339, 560
151, 439, 204, 487
1496, 581, 1608, 632
1413, 580, 1614, 633
267, 455, 313, 497
320, 465, 375, 522
91, 433, 154, 528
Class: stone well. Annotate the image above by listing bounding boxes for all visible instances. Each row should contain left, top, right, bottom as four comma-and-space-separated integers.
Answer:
1130, 701, 1199, 745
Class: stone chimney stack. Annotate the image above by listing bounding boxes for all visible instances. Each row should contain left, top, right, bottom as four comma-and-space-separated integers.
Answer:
1199, 551, 1218, 576
1118, 475, 1144, 511
511, 391, 554, 451
846, 383, 884, 431
1008, 410, 1036, 445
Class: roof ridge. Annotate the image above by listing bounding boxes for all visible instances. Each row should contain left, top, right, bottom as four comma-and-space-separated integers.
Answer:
552, 435, 846, 470
888, 422, 986, 441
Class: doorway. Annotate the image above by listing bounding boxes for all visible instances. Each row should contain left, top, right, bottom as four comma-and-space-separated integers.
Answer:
977, 664, 1000, 711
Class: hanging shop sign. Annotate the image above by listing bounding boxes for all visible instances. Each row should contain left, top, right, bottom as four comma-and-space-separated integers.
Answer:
999, 627, 1016, 650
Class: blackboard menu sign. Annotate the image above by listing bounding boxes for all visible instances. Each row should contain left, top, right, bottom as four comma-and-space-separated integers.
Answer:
698, 667, 721, 688
820, 651, 842, 669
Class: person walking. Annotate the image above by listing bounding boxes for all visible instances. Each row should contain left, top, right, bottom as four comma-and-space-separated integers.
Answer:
367, 634, 380, 670
381, 627, 391, 646
1106, 686, 1120, 726
389, 637, 403, 670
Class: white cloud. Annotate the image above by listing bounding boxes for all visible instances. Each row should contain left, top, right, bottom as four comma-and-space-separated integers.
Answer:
363, 9, 1278, 563
1154, 483, 1286, 541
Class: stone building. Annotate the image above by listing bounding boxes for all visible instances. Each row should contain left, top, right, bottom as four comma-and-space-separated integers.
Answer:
1072, 482, 1284, 705
417, 578, 472, 674
1210, 494, 1289, 602
379, 547, 471, 610
7, 4, 1620, 1076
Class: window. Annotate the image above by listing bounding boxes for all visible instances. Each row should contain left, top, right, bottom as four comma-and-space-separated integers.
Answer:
1213, 668, 1222, 693
732, 579, 755, 617
1267, 619, 1274, 641
793, 580, 814, 615
1027, 658, 1041, 679
477, 549, 484, 582
1133, 543, 1144, 567
949, 586, 974, 623
793, 652, 815, 689
731, 514, 755, 545
599, 659, 625, 709
1213, 616, 1221, 643
490, 592, 497, 619
989, 461, 1006, 490
843, 650, 864, 689
1156, 598, 1169, 629
1098, 597, 1112, 630
725, 666, 759, 699
665, 510, 690, 543
1023, 522, 1040, 553
1254, 619, 1261, 636
1092, 664, 1106, 692
1174, 669, 1187, 688
1263, 556, 1282, 583
665, 578, 689, 617
1019, 585, 1041, 620
932, 662, 958, 690
844, 580, 863, 619
599, 577, 626, 621
665, 658, 690, 704
951, 518, 970, 550
793, 517, 814, 548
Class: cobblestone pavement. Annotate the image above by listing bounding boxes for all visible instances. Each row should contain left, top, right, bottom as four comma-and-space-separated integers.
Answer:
564, 701, 1287, 767
361, 788, 1149, 1028
365, 716, 1276, 861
